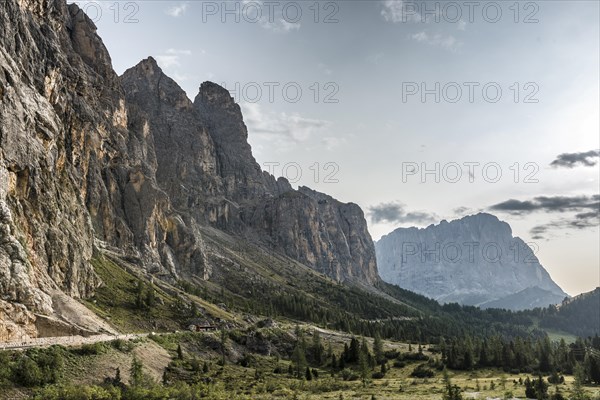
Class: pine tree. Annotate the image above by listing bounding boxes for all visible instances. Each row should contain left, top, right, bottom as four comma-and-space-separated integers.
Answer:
292, 341, 307, 379
587, 354, 600, 384
538, 337, 553, 373
177, 344, 183, 360
373, 333, 384, 365
529, 374, 548, 400
359, 338, 371, 387
130, 356, 143, 387
442, 369, 463, 400
190, 302, 198, 318
305, 367, 312, 381
114, 367, 121, 385
348, 338, 360, 363
312, 330, 324, 365
145, 285, 156, 308
220, 328, 228, 367
135, 280, 145, 309
571, 363, 591, 400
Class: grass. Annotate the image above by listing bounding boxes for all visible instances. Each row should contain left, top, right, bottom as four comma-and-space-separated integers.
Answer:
3, 329, 600, 400
545, 329, 578, 344
83, 255, 183, 333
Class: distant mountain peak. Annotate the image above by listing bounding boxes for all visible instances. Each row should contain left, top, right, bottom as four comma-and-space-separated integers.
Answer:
375, 213, 566, 310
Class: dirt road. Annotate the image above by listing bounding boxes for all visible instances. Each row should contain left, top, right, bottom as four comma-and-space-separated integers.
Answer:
0, 332, 149, 351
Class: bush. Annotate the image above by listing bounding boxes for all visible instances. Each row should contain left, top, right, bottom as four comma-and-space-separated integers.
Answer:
111, 339, 135, 353
239, 353, 255, 368
372, 372, 385, 379
13, 356, 43, 387
11, 347, 65, 387
401, 352, 429, 362
75, 342, 107, 356
410, 364, 435, 378
32, 384, 122, 400
548, 372, 565, 384
384, 350, 400, 359
393, 360, 407, 369
341, 369, 359, 381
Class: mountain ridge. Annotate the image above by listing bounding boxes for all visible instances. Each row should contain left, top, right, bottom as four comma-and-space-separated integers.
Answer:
375, 213, 568, 310
0, 0, 377, 341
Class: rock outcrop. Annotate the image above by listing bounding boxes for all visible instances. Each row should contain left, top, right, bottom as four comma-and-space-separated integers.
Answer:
0, 0, 378, 339
121, 58, 379, 285
375, 213, 567, 310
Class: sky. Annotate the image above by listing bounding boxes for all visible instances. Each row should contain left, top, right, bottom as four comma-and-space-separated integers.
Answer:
77, 0, 600, 296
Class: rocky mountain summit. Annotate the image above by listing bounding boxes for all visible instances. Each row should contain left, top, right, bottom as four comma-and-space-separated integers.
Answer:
0, 0, 377, 340
375, 213, 568, 310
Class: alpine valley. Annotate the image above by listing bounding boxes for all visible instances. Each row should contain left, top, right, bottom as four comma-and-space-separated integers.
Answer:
0, 1, 598, 399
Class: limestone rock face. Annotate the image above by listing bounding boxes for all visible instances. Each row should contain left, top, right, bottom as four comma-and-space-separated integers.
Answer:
121, 60, 379, 285
375, 213, 567, 310
0, 0, 379, 339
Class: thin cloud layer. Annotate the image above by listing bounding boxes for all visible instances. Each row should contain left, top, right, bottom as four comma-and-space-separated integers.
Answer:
411, 31, 462, 51
166, 2, 188, 17
369, 202, 437, 225
241, 103, 330, 151
381, 0, 420, 23
550, 150, 600, 168
490, 195, 599, 239
490, 195, 600, 215
530, 212, 600, 240
155, 48, 192, 69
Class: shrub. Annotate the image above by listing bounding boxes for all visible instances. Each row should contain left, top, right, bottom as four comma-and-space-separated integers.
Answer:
13, 356, 43, 387
384, 350, 400, 359
76, 342, 107, 356
410, 364, 435, 378
111, 339, 135, 353
401, 352, 429, 362
548, 372, 565, 384
341, 369, 359, 381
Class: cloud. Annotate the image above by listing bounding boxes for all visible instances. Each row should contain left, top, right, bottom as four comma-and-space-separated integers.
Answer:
490, 194, 599, 239
241, 103, 330, 150
368, 202, 438, 225
489, 195, 599, 215
235, 1, 300, 33
259, 18, 301, 33
381, 1, 464, 50
321, 136, 346, 151
550, 149, 600, 168
166, 2, 188, 17
410, 31, 462, 51
317, 63, 333, 76
155, 48, 192, 69
381, 0, 420, 23
530, 212, 600, 239
453, 206, 474, 216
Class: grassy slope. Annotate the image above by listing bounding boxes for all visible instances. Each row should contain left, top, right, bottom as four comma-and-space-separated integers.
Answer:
10, 332, 597, 400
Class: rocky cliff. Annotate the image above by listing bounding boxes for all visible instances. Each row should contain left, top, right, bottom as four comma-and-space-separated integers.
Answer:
120, 58, 378, 284
375, 213, 567, 310
0, 0, 377, 340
